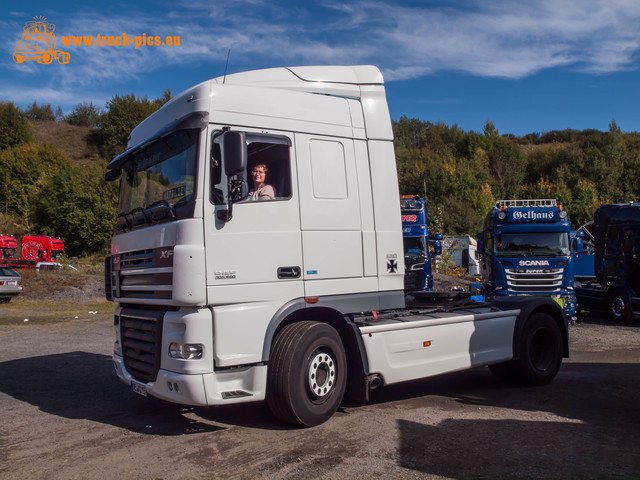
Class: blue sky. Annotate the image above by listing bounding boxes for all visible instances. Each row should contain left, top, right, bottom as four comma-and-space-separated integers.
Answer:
3, 0, 640, 136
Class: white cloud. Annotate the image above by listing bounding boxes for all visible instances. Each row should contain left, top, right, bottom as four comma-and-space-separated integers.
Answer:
3, 0, 639, 97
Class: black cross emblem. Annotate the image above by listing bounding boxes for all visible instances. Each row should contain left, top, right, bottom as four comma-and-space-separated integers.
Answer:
387, 259, 398, 273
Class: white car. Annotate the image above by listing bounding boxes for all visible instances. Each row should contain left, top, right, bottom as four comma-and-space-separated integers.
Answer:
0, 267, 22, 303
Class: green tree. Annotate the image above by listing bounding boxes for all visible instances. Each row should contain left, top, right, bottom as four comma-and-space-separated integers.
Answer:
24, 101, 56, 121
0, 102, 33, 150
66, 101, 103, 128
99, 91, 171, 159
0, 144, 71, 224
32, 164, 117, 256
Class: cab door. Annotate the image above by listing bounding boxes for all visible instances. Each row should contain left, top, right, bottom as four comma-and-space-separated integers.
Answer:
204, 128, 303, 301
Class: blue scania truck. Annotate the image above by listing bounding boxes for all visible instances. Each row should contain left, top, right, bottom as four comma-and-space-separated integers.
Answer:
477, 199, 577, 321
401, 195, 441, 291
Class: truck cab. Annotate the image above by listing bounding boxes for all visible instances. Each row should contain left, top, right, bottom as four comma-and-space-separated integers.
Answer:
575, 203, 640, 322
401, 195, 441, 291
21, 235, 64, 269
478, 199, 576, 320
0, 235, 19, 266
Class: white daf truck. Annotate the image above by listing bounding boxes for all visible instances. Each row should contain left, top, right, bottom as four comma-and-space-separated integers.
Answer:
105, 66, 568, 427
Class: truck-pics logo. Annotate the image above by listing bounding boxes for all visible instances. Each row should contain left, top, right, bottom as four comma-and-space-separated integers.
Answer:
13, 17, 70, 65
519, 260, 550, 266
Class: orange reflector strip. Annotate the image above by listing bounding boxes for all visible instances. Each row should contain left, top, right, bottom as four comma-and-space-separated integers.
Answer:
423, 341, 432, 347
305, 297, 319, 304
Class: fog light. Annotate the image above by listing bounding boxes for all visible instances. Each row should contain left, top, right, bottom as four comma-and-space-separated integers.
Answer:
169, 343, 203, 360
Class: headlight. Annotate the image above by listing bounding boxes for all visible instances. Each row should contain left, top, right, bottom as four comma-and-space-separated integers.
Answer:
169, 343, 203, 360
498, 211, 507, 220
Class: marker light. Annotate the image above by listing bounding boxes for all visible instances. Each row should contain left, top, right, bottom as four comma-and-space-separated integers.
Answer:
169, 343, 203, 360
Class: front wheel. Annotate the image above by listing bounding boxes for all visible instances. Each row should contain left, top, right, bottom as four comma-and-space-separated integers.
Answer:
607, 289, 633, 323
267, 321, 347, 427
490, 312, 563, 386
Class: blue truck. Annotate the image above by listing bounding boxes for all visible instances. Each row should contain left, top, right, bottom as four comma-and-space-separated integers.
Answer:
401, 195, 442, 292
477, 199, 577, 321
574, 203, 640, 323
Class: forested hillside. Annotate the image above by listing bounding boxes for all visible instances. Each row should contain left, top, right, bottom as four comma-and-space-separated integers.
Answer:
394, 117, 640, 235
0, 97, 638, 257
0, 94, 169, 256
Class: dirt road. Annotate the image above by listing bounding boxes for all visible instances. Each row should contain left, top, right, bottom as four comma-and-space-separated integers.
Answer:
1, 311, 639, 479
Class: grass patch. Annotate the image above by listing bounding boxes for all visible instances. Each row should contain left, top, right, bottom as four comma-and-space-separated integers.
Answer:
0, 300, 115, 325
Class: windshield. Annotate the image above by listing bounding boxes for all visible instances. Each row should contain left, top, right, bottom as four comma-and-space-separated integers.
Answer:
495, 232, 570, 257
1, 248, 17, 259
116, 129, 198, 229
404, 237, 427, 259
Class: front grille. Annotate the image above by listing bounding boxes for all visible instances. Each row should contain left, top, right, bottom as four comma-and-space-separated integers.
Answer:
109, 247, 174, 301
505, 268, 564, 293
404, 270, 421, 291
119, 307, 165, 383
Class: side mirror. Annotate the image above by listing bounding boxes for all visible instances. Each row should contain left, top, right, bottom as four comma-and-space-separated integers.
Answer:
574, 237, 584, 254
477, 235, 485, 255
435, 234, 443, 240
217, 131, 248, 223
223, 131, 247, 176
433, 240, 442, 256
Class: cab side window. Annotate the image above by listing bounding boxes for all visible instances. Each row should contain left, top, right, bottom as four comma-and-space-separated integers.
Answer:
210, 131, 292, 204
246, 142, 291, 201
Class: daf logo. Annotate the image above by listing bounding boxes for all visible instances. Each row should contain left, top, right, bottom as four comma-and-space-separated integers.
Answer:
519, 260, 550, 266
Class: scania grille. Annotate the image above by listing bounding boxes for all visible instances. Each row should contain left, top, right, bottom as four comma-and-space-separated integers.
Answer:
505, 268, 564, 293
119, 307, 165, 383
110, 247, 174, 301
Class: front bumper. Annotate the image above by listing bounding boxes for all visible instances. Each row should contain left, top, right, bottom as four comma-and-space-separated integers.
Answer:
113, 353, 267, 406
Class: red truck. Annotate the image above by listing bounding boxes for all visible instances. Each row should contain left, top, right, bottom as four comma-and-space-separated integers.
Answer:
0, 234, 64, 269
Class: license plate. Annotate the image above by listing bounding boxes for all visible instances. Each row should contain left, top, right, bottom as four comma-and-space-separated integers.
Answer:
131, 380, 148, 397
7, 281, 16, 286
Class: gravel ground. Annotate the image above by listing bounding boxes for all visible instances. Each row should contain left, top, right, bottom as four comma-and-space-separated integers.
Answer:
0, 310, 638, 480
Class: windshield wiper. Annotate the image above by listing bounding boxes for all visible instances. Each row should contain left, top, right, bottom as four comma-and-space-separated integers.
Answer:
145, 200, 176, 222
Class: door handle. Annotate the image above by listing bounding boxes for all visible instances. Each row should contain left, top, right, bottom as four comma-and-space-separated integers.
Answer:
278, 266, 301, 279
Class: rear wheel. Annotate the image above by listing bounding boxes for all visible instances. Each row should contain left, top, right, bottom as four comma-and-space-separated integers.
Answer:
38, 53, 53, 64
490, 313, 562, 386
267, 321, 347, 427
607, 289, 633, 323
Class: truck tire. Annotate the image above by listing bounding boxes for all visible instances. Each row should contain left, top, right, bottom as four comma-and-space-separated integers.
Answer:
607, 289, 633, 323
490, 312, 562, 386
267, 321, 347, 427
